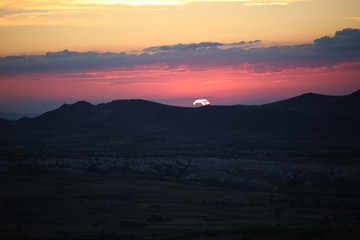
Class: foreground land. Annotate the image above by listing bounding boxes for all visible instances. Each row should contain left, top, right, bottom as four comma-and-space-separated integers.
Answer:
0, 156, 359, 239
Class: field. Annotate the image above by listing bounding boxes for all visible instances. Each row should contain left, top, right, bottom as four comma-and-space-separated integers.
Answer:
0, 156, 359, 239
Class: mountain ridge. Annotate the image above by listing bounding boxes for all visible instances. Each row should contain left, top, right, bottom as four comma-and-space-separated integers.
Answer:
1, 90, 359, 156
0, 112, 39, 121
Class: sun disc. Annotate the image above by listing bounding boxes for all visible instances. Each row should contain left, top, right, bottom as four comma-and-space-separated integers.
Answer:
193, 99, 210, 106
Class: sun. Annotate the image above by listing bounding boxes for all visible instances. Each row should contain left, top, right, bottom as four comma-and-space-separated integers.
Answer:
193, 99, 211, 106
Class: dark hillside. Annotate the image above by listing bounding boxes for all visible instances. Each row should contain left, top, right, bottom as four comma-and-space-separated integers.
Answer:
263, 90, 360, 114
1, 90, 359, 156
263, 93, 339, 112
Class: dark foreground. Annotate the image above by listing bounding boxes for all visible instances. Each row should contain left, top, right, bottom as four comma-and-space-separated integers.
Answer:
1, 156, 359, 240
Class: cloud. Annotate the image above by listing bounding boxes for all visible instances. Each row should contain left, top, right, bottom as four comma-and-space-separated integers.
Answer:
314, 28, 360, 51
0, 0, 304, 10
143, 40, 261, 52
345, 63, 360, 70
143, 42, 224, 52
230, 40, 261, 45
1, 29, 360, 75
0, 10, 108, 27
244, 2, 288, 6
0, 0, 305, 26
348, 17, 360, 22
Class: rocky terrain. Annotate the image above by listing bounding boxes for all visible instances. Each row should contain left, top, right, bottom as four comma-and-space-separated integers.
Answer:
1, 156, 359, 194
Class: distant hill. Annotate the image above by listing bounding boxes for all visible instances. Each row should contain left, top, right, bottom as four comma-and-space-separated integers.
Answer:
1, 91, 359, 156
0, 112, 39, 120
263, 90, 360, 113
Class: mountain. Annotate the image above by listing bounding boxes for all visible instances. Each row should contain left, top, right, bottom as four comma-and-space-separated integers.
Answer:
1, 91, 359, 156
0, 112, 39, 120
263, 90, 360, 113
262, 93, 340, 112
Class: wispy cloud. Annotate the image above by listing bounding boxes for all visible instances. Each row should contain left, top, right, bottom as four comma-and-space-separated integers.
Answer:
348, 17, 360, 21
244, 2, 288, 6
0, 10, 110, 26
0, 11, 75, 26
143, 42, 225, 52
0, 0, 307, 26
230, 40, 261, 45
0, 0, 305, 9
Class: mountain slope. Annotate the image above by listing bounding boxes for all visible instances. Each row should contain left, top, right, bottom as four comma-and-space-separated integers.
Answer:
263, 90, 360, 114
0, 112, 39, 120
1, 90, 359, 155
262, 93, 339, 111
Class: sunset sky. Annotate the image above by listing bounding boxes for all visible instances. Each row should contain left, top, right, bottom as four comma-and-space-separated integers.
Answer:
1, 0, 360, 113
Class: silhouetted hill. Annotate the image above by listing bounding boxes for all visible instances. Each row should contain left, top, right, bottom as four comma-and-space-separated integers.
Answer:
32, 99, 188, 132
1, 90, 359, 156
0, 117, 10, 124
0, 112, 39, 120
263, 90, 360, 114
328, 89, 360, 113
262, 93, 339, 112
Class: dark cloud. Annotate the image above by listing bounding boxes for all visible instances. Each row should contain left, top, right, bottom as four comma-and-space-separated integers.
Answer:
0, 50, 144, 73
231, 41, 246, 45
0, 29, 359, 75
314, 28, 360, 51
144, 40, 262, 52
230, 40, 261, 45
248, 40, 261, 44
345, 64, 360, 70
143, 42, 224, 52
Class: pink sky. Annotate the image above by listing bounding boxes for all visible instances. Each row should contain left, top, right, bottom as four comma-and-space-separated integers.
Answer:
1, 1, 360, 113
0, 28, 360, 113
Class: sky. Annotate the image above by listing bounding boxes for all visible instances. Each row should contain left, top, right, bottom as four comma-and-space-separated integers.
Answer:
0, 0, 360, 113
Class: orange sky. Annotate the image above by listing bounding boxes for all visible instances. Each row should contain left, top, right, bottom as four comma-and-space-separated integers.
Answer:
1, 0, 360, 56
